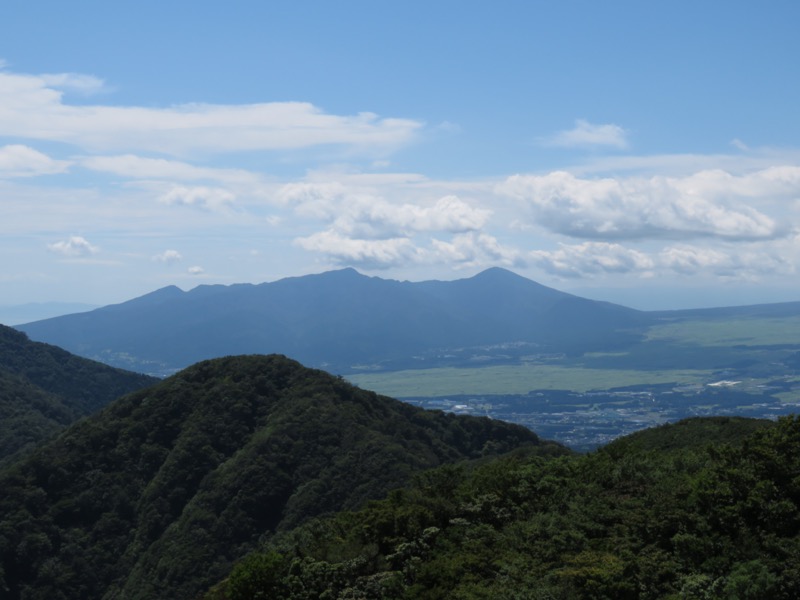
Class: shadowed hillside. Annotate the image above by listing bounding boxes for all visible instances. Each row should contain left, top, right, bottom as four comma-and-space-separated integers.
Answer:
204, 416, 800, 600
0, 324, 158, 466
0, 354, 554, 600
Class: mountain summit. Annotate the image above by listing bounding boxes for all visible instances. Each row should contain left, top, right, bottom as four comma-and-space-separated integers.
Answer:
17, 268, 643, 375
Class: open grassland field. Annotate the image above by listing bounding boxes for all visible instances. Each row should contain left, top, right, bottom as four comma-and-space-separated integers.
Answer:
348, 364, 712, 397
645, 315, 800, 347
349, 315, 800, 449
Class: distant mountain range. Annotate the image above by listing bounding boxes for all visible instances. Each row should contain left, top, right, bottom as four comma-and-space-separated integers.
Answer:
15, 268, 649, 376
0, 301, 97, 326
15, 267, 800, 377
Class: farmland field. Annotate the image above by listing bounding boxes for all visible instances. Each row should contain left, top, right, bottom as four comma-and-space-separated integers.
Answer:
348, 364, 712, 397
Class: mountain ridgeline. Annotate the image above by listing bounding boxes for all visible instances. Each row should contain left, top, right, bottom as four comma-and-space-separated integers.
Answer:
16, 267, 646, 375
0, 354, 555, 600
0, 324, 158, 466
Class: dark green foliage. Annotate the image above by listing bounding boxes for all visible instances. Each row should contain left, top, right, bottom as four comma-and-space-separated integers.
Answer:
0, 354, 543, 600
0, 324, 158, 466
205, 416, 800, 600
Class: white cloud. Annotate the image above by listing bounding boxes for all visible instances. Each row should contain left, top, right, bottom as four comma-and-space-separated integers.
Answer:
658, 245, 790, 278
159, 185, 235, 210
430, 232, 522, 268
152, 249, 183, 264
82, 154, 259, 184
331, 194, 491, 238
527, 241, 791, 281
278, 179, 491, 239
731, 138, 749, 151
39, 72, 106, 95
499, 170, 783, 241
47, 236, 99, 257
542, 119, 628, 149
294, 230, 422, 269
0, 69, 423, 157
188, 265, 205, 275
0, 145, 70, 177
530, 242, 655, 278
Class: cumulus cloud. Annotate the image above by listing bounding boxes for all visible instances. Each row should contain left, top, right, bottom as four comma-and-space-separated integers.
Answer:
188, 265, 205, 275
542, 119, 628, 149
0, 144, 70, 177
332, 195, 491, 238
278, 179, 491, 239
529, 242, 655, 278
47, 236, 99, 257
431, 232, 523, 268
159, 185, 235, 210
528, 241, 791, 280
152, 249, 183, 264
499, 170, 783, 241
0, 69, 422, 157
294, 230, 422, 269
658, 245, 789, 278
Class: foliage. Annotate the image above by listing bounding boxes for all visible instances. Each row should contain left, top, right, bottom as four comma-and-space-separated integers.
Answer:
0, 354, 545, 600
0, 325, 157, 466
204, 415, 800, 600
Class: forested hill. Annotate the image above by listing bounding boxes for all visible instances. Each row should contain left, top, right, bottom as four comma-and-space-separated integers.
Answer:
205, 416, 800, 600
0, 324, 158, 466
0, 354, 554, 600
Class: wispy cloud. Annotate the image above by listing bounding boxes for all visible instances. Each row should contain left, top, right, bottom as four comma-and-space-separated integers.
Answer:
530, 241, 791, 280
159, 185, 236, 211
541, 119, 628, 149
0, 70, 423, 157
0, 145, 70, 177
82, 154, 260, 185
152, 249, 183, 264
39, 72, 106, 95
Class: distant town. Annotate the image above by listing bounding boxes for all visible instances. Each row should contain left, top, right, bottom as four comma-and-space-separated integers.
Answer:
405, 377, 800, 451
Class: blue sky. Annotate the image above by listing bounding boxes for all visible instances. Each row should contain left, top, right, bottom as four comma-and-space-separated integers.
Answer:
2, 0, 800, 314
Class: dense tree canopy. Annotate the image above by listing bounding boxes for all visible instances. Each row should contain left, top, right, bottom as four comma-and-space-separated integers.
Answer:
0, 325, 157, 466
0, 354, 548, 600
205, 416, 800, 600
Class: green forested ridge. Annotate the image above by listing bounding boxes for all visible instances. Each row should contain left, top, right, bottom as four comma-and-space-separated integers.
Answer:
0, 324, 158, 466
0, 354, 547, 600
205, 415, 800, 600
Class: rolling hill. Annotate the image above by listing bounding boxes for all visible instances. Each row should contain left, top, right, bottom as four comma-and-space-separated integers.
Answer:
0, 324, 158, 466
204, 415, 800, 600
0, 354, 555, 600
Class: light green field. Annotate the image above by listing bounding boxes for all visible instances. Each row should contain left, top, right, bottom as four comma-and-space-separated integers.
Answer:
645, 316, 800, 347
348, 364, 711, 397
775, 391, 800, 404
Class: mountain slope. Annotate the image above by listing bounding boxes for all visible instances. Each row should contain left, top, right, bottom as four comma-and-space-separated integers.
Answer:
0, 324, 158, 466
17, 268, 645, 375
205, 416, 800, 600
0, 354, 554, 600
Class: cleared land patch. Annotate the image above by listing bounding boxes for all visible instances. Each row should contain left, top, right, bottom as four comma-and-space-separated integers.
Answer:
645, 316, 800, 347
348, 364, 711, 397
